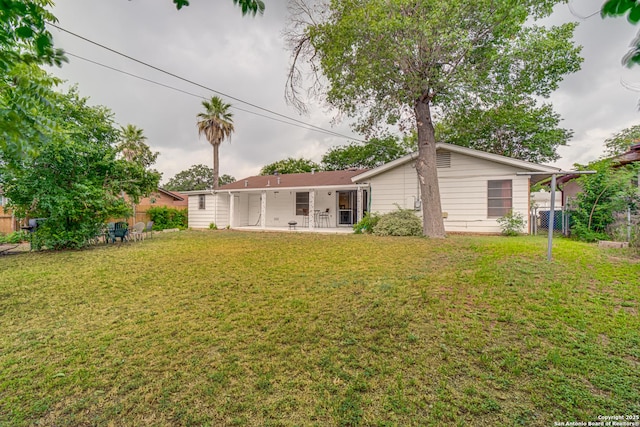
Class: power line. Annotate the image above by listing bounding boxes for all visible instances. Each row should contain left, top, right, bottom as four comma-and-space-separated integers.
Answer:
567, 1, 600, 20
47, 22, 365, 143
64, 51, 355, 139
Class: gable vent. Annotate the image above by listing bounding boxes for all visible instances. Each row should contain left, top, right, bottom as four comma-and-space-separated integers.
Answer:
436, 151, 451, 168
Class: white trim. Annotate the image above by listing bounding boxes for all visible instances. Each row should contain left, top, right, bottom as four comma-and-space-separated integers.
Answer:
351, 143, 561, 182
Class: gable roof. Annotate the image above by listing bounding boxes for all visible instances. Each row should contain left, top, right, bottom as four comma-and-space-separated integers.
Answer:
351, 142, 561, 182
157, 188, 185, 201
217, 169, 368, 192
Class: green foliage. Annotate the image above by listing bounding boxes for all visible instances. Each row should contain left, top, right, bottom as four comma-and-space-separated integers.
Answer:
260, 157, 321, 175
373, 209, 423, 237
0, 231, 28, 244
165, 164, 235, 191
322, 135, 415, 171
172, 0, 265, 16
147, 207, 188, 230
601, 0, 640, 66
117, 124, 159, 169
496, 211, 526, 236
570, 160, 640, 242
0, 88, 159, 250
1, 1, 66, 159
209, 222, 218, 230
287, 0, 581, 237
197, 96, 234, 189
437, 98, 572, 163
603, 124, 640, 157
353, 212, 380, 234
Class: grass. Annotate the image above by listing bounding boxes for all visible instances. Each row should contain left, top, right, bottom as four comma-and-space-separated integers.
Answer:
0, 230, 638, 426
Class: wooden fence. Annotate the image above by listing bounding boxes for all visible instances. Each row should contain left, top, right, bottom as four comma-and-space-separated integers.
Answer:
0, 208, 19, 235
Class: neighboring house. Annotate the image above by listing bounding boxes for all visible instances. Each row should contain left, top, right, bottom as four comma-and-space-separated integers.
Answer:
185, 143, 560, 234
128, 188, 188, 225
557, 142, 640, 208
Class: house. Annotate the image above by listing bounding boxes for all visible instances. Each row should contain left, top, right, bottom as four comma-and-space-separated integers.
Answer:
185, 143, 560, 234
556, 142, 640, 208
127, 188, 188, 226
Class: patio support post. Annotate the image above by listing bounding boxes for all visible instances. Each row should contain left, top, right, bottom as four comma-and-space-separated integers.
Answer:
229, 192, 235, 228
357, 188, 363, 222
260, 191, 267, 229
309, 190, 315, 229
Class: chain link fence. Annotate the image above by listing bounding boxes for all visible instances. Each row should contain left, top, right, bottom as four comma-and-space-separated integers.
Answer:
530, 206, 570, 236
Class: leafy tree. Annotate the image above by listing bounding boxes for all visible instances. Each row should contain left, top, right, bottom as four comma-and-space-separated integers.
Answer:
165, 164, 235, 191
603, 124, 640, 157
1, 0, 66, 159
436, 97, 572, 163
321, 135, 415, 171
260, 157, 320, 175
197, 96, 235, 189
117, 124, 159, 168
570, 159, 640, 241
171, 0, 265, 16
0, 88, 160, 250
286, 0, 581, 237
601, 0, 640, 67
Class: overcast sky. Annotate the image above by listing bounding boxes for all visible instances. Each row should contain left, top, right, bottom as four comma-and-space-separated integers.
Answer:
46, 0, 640, 183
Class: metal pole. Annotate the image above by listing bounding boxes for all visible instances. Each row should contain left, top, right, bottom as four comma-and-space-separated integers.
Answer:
547, 174, 557, 262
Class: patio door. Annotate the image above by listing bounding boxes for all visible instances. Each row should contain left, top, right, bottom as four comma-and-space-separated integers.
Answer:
337, 191, 357, 226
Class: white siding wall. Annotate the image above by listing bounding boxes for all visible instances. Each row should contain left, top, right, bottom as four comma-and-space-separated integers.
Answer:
366, 151, 532, 233
188, 193, 230, 229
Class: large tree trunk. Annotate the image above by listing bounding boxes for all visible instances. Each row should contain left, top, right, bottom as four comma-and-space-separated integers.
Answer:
415, 98, 446, 238
212, 143, 220, 189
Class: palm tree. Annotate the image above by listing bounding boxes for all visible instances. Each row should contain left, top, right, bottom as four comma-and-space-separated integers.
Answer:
196, 96, 235, 189
117, 124, 158, 168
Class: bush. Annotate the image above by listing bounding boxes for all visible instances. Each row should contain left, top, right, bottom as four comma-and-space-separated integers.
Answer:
496, 211, 526, 236
0, 231, 28, 244
373, 209, 422, 237
209, 222, 218, 230
147, 207, 188, 230
353, 212, 380, 234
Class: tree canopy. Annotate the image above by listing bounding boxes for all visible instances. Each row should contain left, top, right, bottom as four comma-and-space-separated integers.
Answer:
117, 124, 159, 169
1, 0, 66, 160
287, 0, 582, 237
171, 0, 265, 16
321, 136, 414, 171
260, 157, 320, 175
0, 88, 160, 249
602, 124, 640, 157
197, 96, 235, 189
165, 164, 235, 191
436, 97, 572, 164
601, 0, 640, 67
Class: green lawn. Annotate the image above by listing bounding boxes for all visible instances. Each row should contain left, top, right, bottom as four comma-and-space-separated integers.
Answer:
0, 231, 638, 426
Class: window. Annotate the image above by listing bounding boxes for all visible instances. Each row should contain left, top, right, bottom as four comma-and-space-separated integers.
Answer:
296, 192, 309, 216
198, 195, 206, 210
487, 180, 512, 217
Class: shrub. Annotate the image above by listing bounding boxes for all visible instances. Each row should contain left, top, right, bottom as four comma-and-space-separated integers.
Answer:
0, 231, 28, 244
147, 207, 188, 230
353, 212, 380, 234
496, 211, 526, 236
373, 209, 422, 237
209, 222, 218, 230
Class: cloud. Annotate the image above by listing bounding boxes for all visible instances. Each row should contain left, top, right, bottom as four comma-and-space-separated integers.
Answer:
47, 0, 640, 181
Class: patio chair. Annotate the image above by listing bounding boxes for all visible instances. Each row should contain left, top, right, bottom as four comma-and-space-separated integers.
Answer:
113, 221, 129, 242
144, 221, 154, 238
131, 222, 146, 242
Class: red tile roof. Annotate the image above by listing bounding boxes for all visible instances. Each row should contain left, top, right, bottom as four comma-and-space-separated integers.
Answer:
220, 169, 368, 190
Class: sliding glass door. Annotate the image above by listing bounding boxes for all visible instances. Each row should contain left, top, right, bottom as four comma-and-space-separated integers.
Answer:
337, 191, 357, 226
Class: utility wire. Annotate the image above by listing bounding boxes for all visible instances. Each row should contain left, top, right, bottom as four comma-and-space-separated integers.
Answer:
65, 51, 354, 139
567, 1, 600, 20
47, 22, 365, 143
